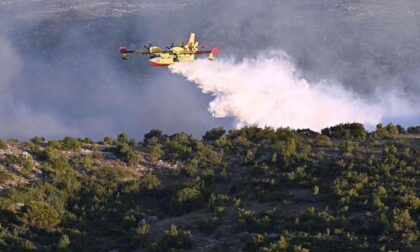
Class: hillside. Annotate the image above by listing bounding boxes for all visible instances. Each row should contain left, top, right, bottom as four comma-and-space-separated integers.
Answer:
0, 123, 419, 251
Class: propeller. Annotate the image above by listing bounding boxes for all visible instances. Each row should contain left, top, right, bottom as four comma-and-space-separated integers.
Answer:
166, 43, 174, 50
144, 43, 152, 50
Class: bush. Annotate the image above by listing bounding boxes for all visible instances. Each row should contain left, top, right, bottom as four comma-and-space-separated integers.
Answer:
19, 201, 61, 229
148, 144, 163, 162
79, 155, 93, 169
115, 143, 143, 165
139, 172, 161, 191
314, 135, 331, 147
103, 136, 115, 145
57, 234, 71, 252
96, 166, 133, 181
4, 154, 34, 176
339, 140, 356, 153
30, 137, 45, 144
26, 142, 42, 157
159, 224, 193, 250
407, 126, 420, 134
0, 169, 14, 182
62, 137, 81, 151
126, 150, 143, 165
174, 187, 203, 212
373, 123, 401, 138
0, 139, 6, 149
136, 223, 151, 245
321, 123, 367, 139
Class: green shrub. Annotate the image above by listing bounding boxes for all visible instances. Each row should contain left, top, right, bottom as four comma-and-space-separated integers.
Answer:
148, 144, 163, 162
0, 169, 14, 182
30, 136, 45, 144
126, 151, 143, 166
117, 132, 129, 144
57, 234, 71, 252
159, 224, 193, 250
321, 123, 367, 139
103, 136, 115, 145
407, 126, 420, 134
136, 223, 151, 245
4, 154, 34, 176
0, 139, 6, 149
339, 140, 356, 153
139, 172, 161, 191
173, 186, 203, 212
19, 201, 61, 228
314, 135, 331, 147
62, 136, 81, 151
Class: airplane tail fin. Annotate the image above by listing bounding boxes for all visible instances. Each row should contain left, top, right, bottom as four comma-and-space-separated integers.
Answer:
187, 33, 196, 47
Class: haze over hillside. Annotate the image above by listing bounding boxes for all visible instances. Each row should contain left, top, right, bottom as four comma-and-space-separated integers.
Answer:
0, 0, 419, 139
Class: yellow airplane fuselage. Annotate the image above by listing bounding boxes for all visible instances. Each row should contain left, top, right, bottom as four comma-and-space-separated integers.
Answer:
149, 52, 195, 67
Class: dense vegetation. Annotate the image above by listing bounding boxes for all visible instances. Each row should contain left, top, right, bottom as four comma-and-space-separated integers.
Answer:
0, 123, 418, 251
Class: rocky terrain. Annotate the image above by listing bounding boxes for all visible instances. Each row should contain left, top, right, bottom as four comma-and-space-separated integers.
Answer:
0, 123, 419, 251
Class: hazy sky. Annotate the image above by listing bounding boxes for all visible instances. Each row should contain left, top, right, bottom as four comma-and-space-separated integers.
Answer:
0, 0, 419, 139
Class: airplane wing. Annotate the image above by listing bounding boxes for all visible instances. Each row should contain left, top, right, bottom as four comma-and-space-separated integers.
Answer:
178, 47, 219, 55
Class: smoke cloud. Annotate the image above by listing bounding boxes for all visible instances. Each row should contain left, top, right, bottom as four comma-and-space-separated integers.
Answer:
170, 52, 412, 130
0, 0, 419, 139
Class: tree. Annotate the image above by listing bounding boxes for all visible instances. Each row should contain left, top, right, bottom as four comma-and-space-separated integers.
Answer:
321, 123, 366, 139
144, 129, 163, 146
117, 132, 129, 144
407, 126, 420, 134
203, 127, 226, 141
385, 123, 399, 136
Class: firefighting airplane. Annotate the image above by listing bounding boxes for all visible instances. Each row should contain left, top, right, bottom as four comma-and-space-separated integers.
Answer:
119, 33, 219, 67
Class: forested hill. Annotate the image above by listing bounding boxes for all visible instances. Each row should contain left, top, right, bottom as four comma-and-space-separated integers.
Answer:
0, 123, 419, 251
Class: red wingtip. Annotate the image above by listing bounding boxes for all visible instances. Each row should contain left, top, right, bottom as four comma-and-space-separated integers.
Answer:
119, 47, 127, 53
211, 47, 219, 54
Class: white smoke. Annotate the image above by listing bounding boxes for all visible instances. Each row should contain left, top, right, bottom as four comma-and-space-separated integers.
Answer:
0, 36, 83, 139
170, 51, 390, 131
0, 36, 22, 94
